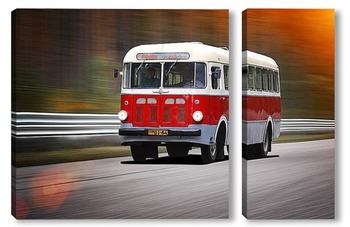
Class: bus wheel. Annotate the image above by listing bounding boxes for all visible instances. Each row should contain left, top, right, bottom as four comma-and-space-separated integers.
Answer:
215, 126, 226, 161
166, 143, 189, 157
146, 143, 159, 159
260, 125, 272, 158
242, 143, 256, 160
130, 145, 146, 162
201, 144, 217, 164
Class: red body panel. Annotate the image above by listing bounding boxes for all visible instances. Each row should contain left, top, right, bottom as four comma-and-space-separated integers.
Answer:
242, 95, 281, 121
121, 94, 229, 127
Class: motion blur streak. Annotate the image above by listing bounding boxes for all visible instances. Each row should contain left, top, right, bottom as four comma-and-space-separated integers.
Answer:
13, 151, 228, 219
243, 9, 334, 119
12, 197, 29, 219
12, 9, 228, 114
243, 139, 334, 219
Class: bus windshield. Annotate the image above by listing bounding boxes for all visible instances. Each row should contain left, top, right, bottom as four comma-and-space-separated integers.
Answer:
123, 62, 206, 89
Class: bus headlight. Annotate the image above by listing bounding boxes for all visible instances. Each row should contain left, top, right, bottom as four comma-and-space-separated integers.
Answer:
118, 110, 128, 121
192, 111, 203, 122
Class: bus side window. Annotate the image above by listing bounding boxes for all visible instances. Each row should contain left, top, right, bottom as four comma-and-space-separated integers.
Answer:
255, 67, 262, 90
248, 66, 255, 90
211, 66, 220, 89
242, 66, 248, 90
224, 65, 229, 90
268, 70, 274, 92
262, 68, 268, 91
274, 71, 280, 93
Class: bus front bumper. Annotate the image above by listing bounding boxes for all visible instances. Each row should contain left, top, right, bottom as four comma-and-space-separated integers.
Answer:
119, 127, 201, 137
118, 124, 217, 146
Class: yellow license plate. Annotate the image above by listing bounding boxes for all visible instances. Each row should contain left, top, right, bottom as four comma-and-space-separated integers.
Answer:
148, 130, 169, 136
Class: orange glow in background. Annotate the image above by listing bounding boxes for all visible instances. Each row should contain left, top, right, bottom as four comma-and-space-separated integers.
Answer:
243, 9, 335, 119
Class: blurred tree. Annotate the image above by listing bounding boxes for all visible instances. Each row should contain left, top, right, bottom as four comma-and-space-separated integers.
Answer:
12, 9, 228, 113
243, 9, 334, 119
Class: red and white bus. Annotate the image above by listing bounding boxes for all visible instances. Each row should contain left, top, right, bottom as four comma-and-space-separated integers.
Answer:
115, 42, 229, 163
242, 50, 281, 159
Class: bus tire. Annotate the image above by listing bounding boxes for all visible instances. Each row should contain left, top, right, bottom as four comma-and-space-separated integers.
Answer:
243, 143, 256, 160
242, 143, 247, 159
130, 145, 146, 162
166, 143, 189, 157
259, 125, 272, 158
215, 125, 226, 161
146, 143, 159, 159
201, 144, 217, 164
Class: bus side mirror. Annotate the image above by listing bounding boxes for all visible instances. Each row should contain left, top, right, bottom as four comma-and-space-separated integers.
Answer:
114, 68, 119, 78
213, 68, 221, 79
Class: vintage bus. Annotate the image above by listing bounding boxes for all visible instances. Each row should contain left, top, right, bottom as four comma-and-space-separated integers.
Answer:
115, 42, 229, 163
242, 50, 281, 159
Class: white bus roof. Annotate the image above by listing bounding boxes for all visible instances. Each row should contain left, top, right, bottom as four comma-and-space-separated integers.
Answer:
242, 50, 278, 71
124, 42, 229, 64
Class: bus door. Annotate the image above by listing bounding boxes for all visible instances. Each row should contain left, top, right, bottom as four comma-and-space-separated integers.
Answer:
209, 63, 227, 121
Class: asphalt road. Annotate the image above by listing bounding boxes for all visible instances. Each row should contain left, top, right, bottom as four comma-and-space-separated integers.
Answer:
12, 139, 335, 219
243, 139, 335, 219
12, 150, 229, 219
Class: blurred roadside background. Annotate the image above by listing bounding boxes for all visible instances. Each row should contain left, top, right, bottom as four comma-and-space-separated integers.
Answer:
12, 9, 229, 164
12, 9, 229, 114
243, 9, 334, 120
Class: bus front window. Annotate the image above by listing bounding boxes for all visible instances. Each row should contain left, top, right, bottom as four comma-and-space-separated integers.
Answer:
139, 66, 161, 88
163, 62, 206, 88
124, 63, 161, 88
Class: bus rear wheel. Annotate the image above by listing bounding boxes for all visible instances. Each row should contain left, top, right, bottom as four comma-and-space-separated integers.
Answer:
259, 125, 271, 158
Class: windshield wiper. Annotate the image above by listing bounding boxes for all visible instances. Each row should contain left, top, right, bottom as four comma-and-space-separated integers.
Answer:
165, 61, 178, 77
135, 60, 146, 76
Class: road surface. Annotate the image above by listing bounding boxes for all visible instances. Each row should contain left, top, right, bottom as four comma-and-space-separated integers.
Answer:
12, 150, 229, 219
243, 139, 335, 219
12, 139, 335, 219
